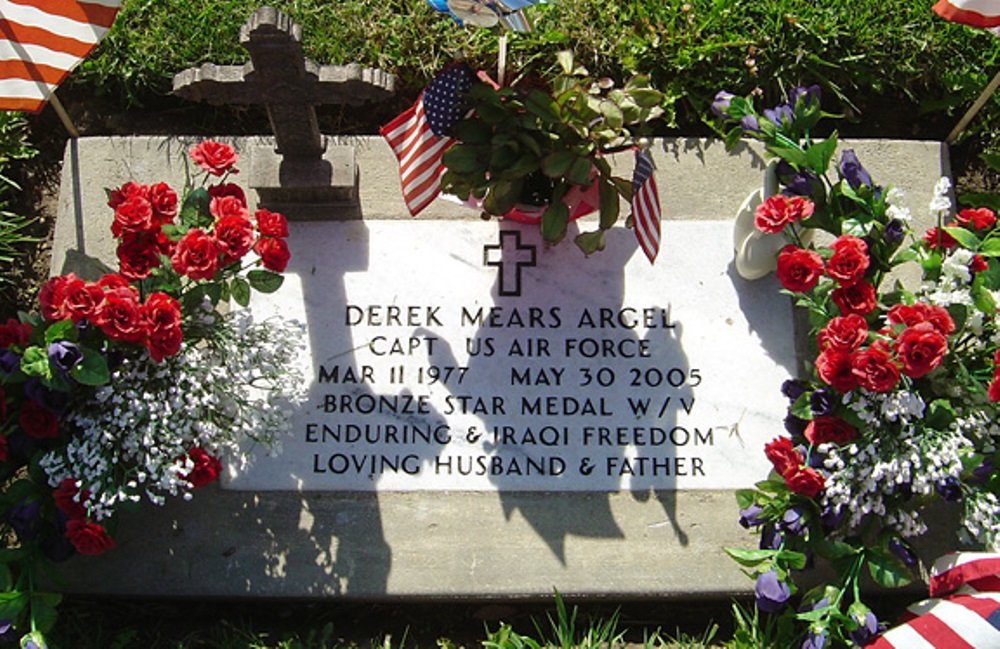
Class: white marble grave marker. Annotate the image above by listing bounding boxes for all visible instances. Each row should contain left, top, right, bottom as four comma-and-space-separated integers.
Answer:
227, 218, 795, 492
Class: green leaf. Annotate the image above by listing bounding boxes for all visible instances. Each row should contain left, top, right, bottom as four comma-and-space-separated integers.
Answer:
540, 202, 569, 244
0, 591, 27, 620
574, 230, 605, 255
442, 144, 488, 174
43, 319, 76, 346
19, 346, 49, 379
866, 548, 912, 588
598, 100, 624, 129
230, 276, 251, 307
598, 178, 620, 230
566, 157, 593, 186
541, 150, 575, 178
627, 88, 663, 110
556, 50, 574, 75
246, 270, 284, 294
735, 489, 757, 510
980, 238, 1000, 257
805, 134, 838, 176
30, 591, 62, 633
179, 186, 211, 229
524, 91, 561, 124
452, 119, 492, 145
70, 347, 110, 386
483, 180, 520, 215
724, 547, 777, 568
943, 225, 981, 250
972, 281, 997, 314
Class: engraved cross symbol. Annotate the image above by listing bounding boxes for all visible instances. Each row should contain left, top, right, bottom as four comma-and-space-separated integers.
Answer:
484, 230, 536, 297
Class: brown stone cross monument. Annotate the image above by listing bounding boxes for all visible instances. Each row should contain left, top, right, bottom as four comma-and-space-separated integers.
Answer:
172, 6, 396, 218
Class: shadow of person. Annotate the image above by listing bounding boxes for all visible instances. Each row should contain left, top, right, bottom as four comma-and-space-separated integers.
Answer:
421, 220, 693, 562
233, 218, 452, 595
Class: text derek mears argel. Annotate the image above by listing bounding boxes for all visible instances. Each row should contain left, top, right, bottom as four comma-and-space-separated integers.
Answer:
305, 303, 716, 483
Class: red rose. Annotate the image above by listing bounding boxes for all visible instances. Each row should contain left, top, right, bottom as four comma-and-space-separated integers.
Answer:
111, 195, 155, 238
894, 322, 948, 378
142, 292, 183, 361
180, 447, 222, 488
19, 399, 58, 439
97, 273, 134, 297
254, 209, 289, 238
208, 182, 247, 206
213, 215, 255, 265
107, 181, 148, 210
775, 245, 824, 293
815, 348, 859, 393
147, 182, 178, 223
971, 255, 989, 274
817, 314, 868, 352
825, 235, 869, 286
38, 273, 77, 322
784, 466, 825, 498
97, 290, 145, 344
254, 236, 290, 273
851, 343, 900, 392
922, 227, 957, 250
989, 373, 1000, 402
955, 207, 996, 230
171, 228, 219, 280
754, 195, 814, 234
116, 235, 161, 281
831, 281, 877, 316
0, 318, 32, 349
53, 478, 90, 520
764, 437, 802, 477
189, 140, 238, 176
209, 194, 249, 222
65, 520, 115, 555
62, 277, 105, 323
804, 416, 858, 446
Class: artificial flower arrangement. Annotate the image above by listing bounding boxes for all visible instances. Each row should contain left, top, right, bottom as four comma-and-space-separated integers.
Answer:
712, 88, 1000, 647
0, 140, 306, 646
441, 51, 666, 255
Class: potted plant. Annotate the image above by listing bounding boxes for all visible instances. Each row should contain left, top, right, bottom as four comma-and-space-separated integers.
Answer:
440, 51, 667, 254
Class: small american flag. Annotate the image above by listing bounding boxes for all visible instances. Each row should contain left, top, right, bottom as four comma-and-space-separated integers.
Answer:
631, 148, 661, 264
934, 0, 1000, 27
0, 0, 121, 113
380, 63, 472, 217
868, 553, 1000, 648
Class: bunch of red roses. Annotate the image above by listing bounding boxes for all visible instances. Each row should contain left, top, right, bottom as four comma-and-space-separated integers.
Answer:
0, 139, 294, 644
110, 140, 290, 282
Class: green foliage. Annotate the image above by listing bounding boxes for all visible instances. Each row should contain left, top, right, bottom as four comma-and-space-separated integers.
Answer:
0, 111, 39, 290
441, 52, 665, 250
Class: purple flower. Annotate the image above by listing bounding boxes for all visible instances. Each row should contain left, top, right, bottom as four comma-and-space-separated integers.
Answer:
740, 114, 760, 133
711, 91, 735, 118
47, 340, 82, 378
739, 504, 765, 529
839, 149, 872, 190
763, 105, 793, 128
5, 499, 40, 542
781, 379, 809, 401
760, 525, 784, 550
889, 538, 918, 567
0, 350, 19, 376
809, 390, 834, 417
819, 505, 843, 531
934, 477, 962, 502
884, 218, 905, 244
782, 170, 822, 198
784, 414, 808, 436
782, 507, 806, 536
849, 611, 880, 646
790, 85, 821, 108
23, 378, 68, 416
0, 619, 14, 641
755, 570, 791, 613
801, 632, 826, 649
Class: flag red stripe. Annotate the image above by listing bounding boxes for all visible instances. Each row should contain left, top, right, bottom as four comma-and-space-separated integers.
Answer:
6, 0, 119, 29
0, 19, 96, 59
934, 0, 1000, 27
908, 611, 977, 648
380, 96, 450, 217
0, 95, 43, 112
0, 59, 70, 85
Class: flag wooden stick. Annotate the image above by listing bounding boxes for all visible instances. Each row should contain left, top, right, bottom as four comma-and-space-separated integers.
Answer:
947, 66, 1000, 144
498, 32, 507, 87
48, 91, 80, 139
